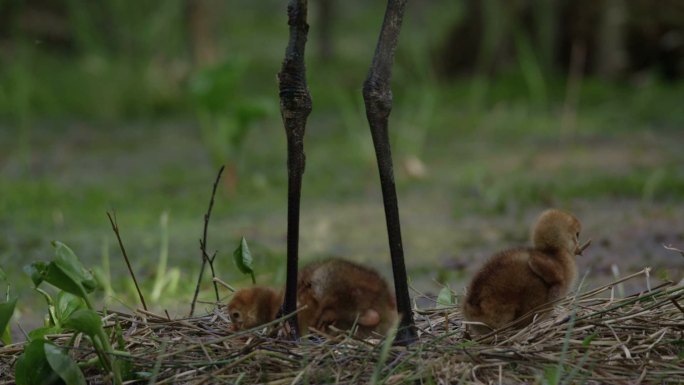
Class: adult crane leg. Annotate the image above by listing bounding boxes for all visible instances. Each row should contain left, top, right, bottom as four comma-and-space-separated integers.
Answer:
277, 0, 312, 339
363, 0, 417, 345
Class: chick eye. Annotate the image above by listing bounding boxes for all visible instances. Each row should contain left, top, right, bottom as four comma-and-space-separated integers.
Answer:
576, 232, 579, 238
231, 312, 240, 320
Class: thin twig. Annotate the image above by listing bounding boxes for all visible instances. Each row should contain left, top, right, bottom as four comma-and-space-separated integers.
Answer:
670, 298, 684, 315
663, 244, 684, 259
213, 277, 236, 293
190, 165, 225, 316
106, 211, 148, 311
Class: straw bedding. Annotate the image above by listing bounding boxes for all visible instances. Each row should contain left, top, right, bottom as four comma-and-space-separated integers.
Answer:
1, 268, 682, 384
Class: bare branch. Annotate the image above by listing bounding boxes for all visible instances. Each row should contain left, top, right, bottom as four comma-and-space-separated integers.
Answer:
190, 165, 225, 316
106, 211, 148, 311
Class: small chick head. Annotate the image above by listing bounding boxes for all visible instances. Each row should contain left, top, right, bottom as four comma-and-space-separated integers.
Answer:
532, 209, 582, 255
227, 287, 281, 331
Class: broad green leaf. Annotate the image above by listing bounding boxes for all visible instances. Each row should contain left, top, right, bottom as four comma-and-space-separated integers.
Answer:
44, 262, 89, 302
24, 262, 49, 287
436, 287, 456, 308
44, 342, 87, 385
28, 243, 98, 302
52, 241, 97, 292
15, 339, 60, 385
64, 309, 103, 338
28, 326, 63, 341
56, 292, 85, 323
233, 237, 256, 284
0, 298, 17, 345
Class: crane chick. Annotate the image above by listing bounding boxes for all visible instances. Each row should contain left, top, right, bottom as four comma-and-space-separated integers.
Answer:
227, 286, 282, 331
227, 258, 398, 337
297, 258, 398, 338
463, 209, 590, 335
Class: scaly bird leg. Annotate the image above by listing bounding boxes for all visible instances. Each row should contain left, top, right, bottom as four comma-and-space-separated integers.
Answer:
277, 0, 312, 339
363, 0, 416, 345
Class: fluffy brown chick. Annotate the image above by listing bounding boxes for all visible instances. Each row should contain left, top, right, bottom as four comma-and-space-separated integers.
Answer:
227, 286, 282, 332
297, 258, 398, 338
226, 259, 398, 337
463, 209, 587, 335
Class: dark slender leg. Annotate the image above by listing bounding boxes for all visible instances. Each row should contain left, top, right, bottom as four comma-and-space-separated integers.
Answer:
277, 0, 312, 339
363, 0, 417, 345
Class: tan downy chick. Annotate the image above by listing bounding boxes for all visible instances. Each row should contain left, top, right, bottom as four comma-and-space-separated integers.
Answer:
297, 258, 398, 338
463, 209, 589, 335
227, 286, 282, 332
227, 259, 398, 337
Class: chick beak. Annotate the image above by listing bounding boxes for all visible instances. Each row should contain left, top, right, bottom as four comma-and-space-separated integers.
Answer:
575, 239, 592, 256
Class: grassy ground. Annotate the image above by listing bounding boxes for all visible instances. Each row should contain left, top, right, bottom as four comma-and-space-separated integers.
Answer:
1, 0, 683, 338
2, 83, 683, 330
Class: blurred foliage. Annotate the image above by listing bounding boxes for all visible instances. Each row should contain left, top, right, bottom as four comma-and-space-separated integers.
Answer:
0, 0, 682, 321
0, 0, 679, 122
190, 58, 272, 168
436, 0, 684, 79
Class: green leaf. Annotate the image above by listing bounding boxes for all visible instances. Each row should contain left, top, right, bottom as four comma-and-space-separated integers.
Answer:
44, 262, 89, 302
25, 262, 49, 287
64, 310, 122, 384
64, 309, 103, 338
0, 266, 6, 281
582, 333, 596, 347
543, 365, 560, 385
1, 325, 9, 345
233, 237, 256, 284
28, 326, 63, 341
436, 287, 456, 308
26, 243, 97, 307
52, 241, 97, 292
15, 339, 61, 385
44, 342, 87, 385
0, 298, 17, 345
56, 292, 85, 324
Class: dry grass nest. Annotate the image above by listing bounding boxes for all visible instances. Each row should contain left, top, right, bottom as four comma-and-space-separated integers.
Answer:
1, 268, 683, 384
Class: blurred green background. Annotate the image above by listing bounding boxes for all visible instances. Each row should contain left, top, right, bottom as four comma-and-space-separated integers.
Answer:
1, 0, 683, 326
